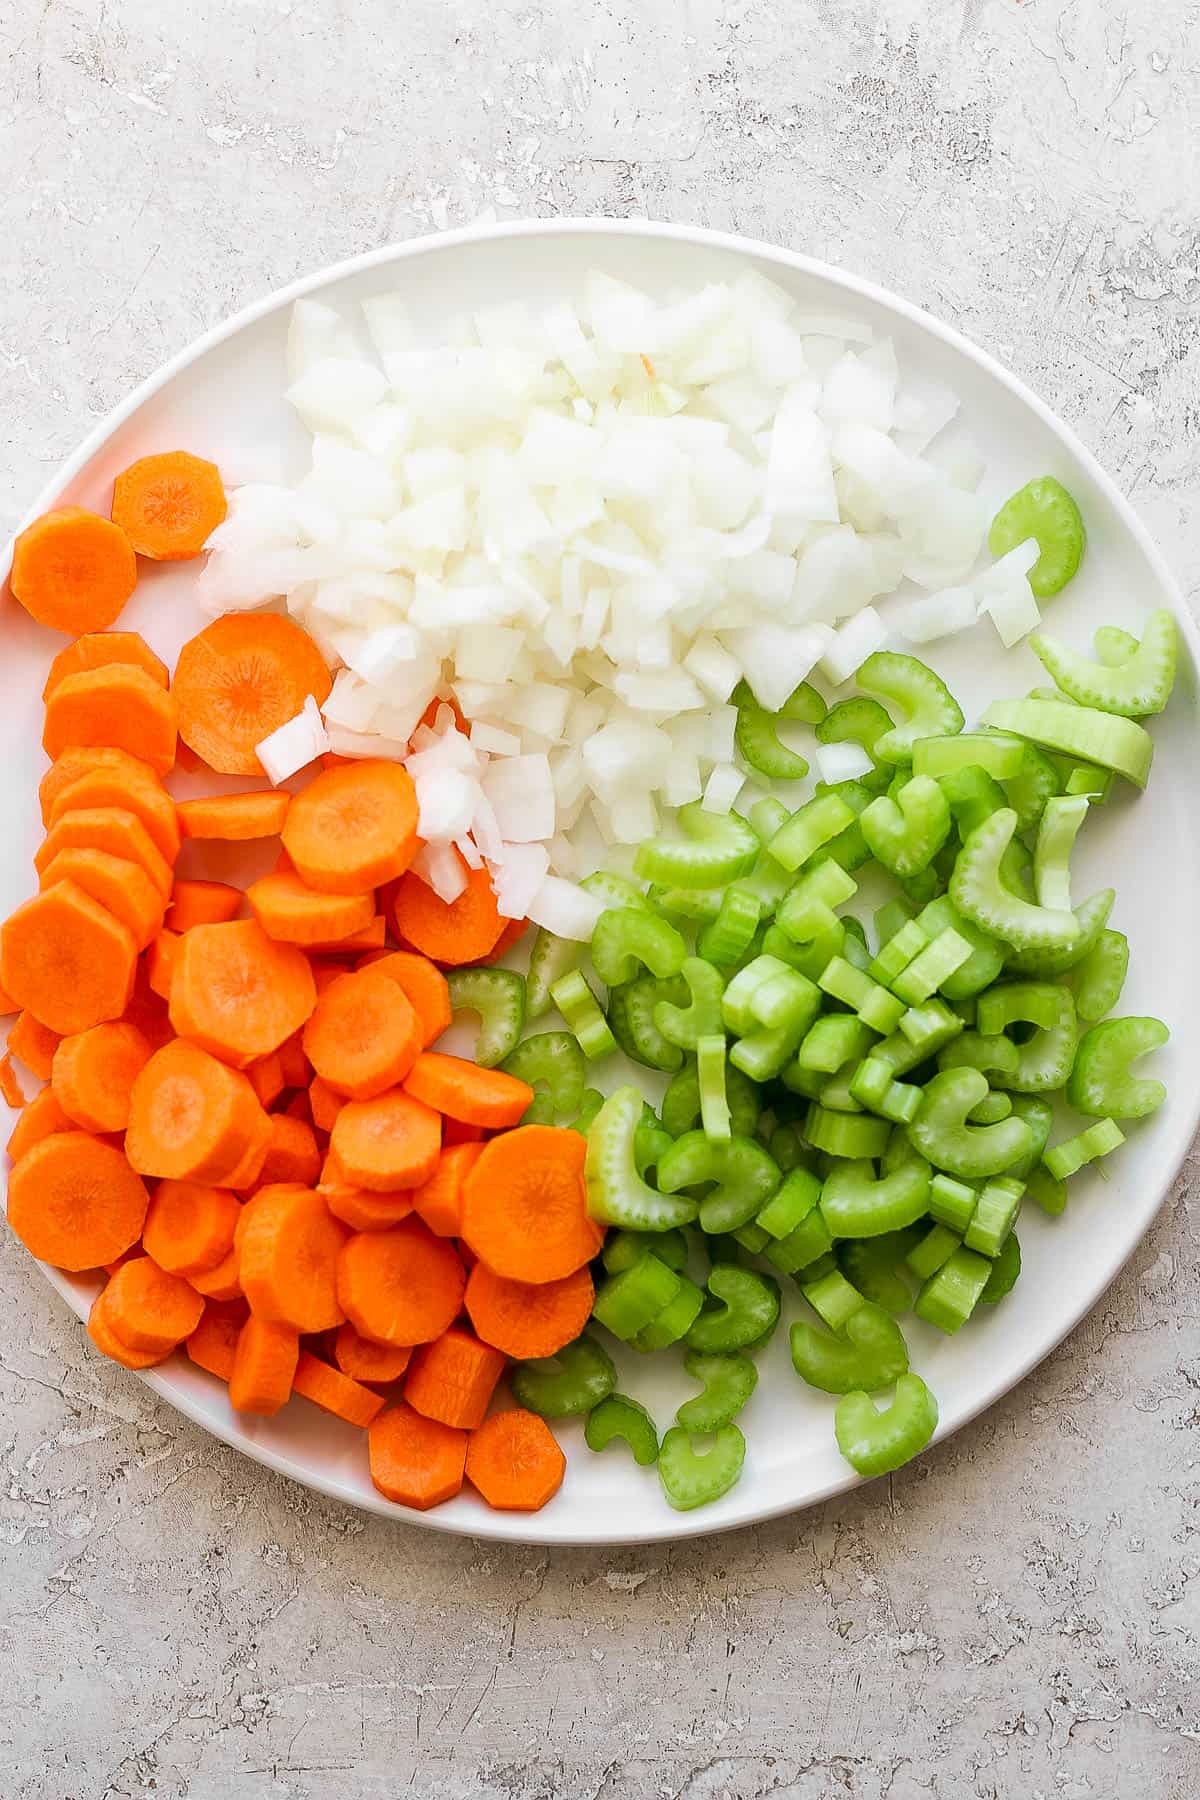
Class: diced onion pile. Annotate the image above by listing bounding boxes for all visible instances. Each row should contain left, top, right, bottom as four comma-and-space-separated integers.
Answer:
204, 269, 1039, 903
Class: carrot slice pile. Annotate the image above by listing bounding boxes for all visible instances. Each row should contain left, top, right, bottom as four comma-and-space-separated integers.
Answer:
39, 745, 160, 827
39, 849, 166, 950
465, 1410, 566, 1512
282, 760, 420, 895
368, 952, 452, 1047
1, 881, 137, 1034
111, 451, 227, 561
44, 665, 178, 775
172, 614, 332, 775
368, 1403, 468, 1509
49, 770, 180, 863
390, 861, 506, 965
36, 807, 173, 898
43, 631, 169, 701
11, 507, 138, 634
8, 1130, 149, 1270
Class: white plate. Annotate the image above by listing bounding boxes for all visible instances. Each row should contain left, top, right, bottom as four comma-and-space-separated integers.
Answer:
3, 220, 1196, 1546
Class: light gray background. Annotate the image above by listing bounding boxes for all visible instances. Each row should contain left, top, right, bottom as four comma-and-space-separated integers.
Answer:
3, 3, 1198, 1796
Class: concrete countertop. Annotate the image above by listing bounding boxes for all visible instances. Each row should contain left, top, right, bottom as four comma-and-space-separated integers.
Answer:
2, 2, 1197, 1795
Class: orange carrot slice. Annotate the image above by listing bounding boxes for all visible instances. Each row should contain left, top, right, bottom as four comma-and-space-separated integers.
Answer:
0, 1054, 26, 1109
167, 880, 242, 931
142, 1179, 241, 1277
147, 929, 179, 1000
255, 1113, 321, 1187
301, 966, 422, 1100
291, 1351, 386, 1427
330, 1090, 442, 1191
49, 769, 180, 864
38, 745, 159, 828
368, 1402, 467, 1509
276, 1031, 310, 1089
43, 631, 168, 701
173, 613, 332, 776
6, 1085, 71, 1159
336, 1217, 465, 1347
7, 1130, 149, 1270
246, 871, 375, 947
8, 1011, 61, 1081
0, 880, 137, 1034
412, 1142, 483, 1238
308, 1075, 344, 1135
465, 1409, 565, 1512
11, 507, 137, 634
125, 1038, 269, 1184
404, 1326, 506, 1430
168, 919, 316, 1068
237, 1187, 348, 1331
464, 1263, 595, 1360
319, 1184, 416, 1232
187, 1248, 243, 1302
111, 451, 227, 560
88, 1288, 170, 1369
402, 1052, 533, 1129
43, 664, 178, 775
390, 861, 506, 966
229, 1315, 299, 1414
36, 807, 173, 903
460, 1125, 603, 1283
39, 849, 165, 952
185, 1298, 249, 1380
282, 760, 420, 896
334, 1324, 412, 1385
368, 951, 452, 1048
246, 1051, 285, 1109
100, 1255, 205, 1352
177, 791, 290, 841
51, 1021, 152, 1133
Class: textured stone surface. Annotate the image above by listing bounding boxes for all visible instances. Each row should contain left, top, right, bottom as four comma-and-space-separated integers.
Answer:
2, 2, 1199, 1795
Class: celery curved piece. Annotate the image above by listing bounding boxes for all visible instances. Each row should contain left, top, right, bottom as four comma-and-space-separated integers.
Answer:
790, 1301, 909, 1396
981, 698, 1153, 789
837, 1228, 921, 1315
916, 894, 1004, 1000
1005, 888, 1114, 978
908, 1067, 1035, 1179
912, 732, 1027, 781
634, 1120, 675, 1178
819, 1154, 931, 1238
503, 1032, 586, 1125
861, 774, 952, 878
571, 1088, 605, 1134
445, 967, 526, 1067
906, 1222, 960, 1282
585, 1394, 659, 1465
592, 907, 687, 988
988, 475, 1085, 596
815, 697, 894, 791
1034, 795, 1089, 913
891, 928, 972, 1006
835, 1373, 939, 1476
657, 1131, 781, 1234
511, 1334, 616, 1417
750, 965, 824, 1034
660, 1057, 761, 1140
631, 1274, 706, 1350
756, 1165, 821, 1238
652, 884, 723, 922
1044, 1117, 1125, 1180
593, 1252, 682, 1339
914, 1246, 992, 1333
653, 956, 725, 1051
734, 684, 810, 780
980, 1229, 1021, 1302
550, 970, 617, 1061
698, 888, 762, 967
525, 930, 580, 1021
585, 1086, 699, 1230
804, 1104, 890, 1160
969, 1091, 1013, 1125
696, 1034, 731, 1142
1026, 1166, 1067, 1215
776, 860, 857, 946
937, 1030, 1020, 1080
963, 1175, 1023, 1257
928, 1173, 977, 1233
658, 1423, 745, 1510
1067, 1016, 1169, 1119
768, 791, 857, 873
607, 976, 685, 1074
1071, 928, 1129, 1022
810, 780, 875, 872
802, 1266, 868, 1332
854, 651, 965, 763
939, 764, 1007, 840
603, 1227, 689, 1276
730, 1014, 814, 1084
1003, 1094, 1053, 1180
723, 954, 794, 1035
686, 1265, 781, 1353
677, 1351, 758, 1431
633, 801, 760, 890
580, 870, 654, 912
1003, 743, 1060, 833
950, 808, 1079, 951
798, 1014, 876, 1075
779, 680, 829, 724
1095, 625, 1139, 667
977, 981, 1078, 1093
1031, 609, 1177, 717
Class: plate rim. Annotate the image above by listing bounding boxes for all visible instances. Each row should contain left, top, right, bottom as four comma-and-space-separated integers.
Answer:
5, 215, 1196, 1546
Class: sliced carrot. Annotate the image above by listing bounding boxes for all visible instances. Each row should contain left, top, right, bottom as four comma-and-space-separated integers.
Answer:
276, 1031, 310, 1089
308, 1076, 344, 1135
88, 1289, 170, 1370
167, 880, 242, 932
368, 1402, 467, 1509
336, 1217, 465, 1346
460, 1125, 602, 1283
142, 1179, 241, 1277
465, 1409, 565, 1512
40, 849, 165, 952
246, 871, 375, 947
320, 1183, 415, 1232
402, 1052, 533, 1130
177, 791, 290, 842
0, 1054, 26, 1109
100, 1254, 205, 1352
6, 1084, 70, 1159
50, 769, 180, 864
412, 1142, 484, 1238
255, 1112, 321, 1187
221, 1121, 272, 1192
283, 1089, 312, 1125
0, 976, 16, 1017
8, 1011, 61, 1081
187, 1248, 243, 1302
334, 1324, 412, 1384
330, 1090, 442, 1191
291, 1351, 386, 1427
11, 506, 138, 634
307, 916, 388, 954
111, 451, 227, 560
168, 919, 316, 1068
173, 613, 332, 776
175, 740, 203, 772
185, 1298, 249, 1380
124, 957, 173, 1050
51, 1021, 152, 1134
43, 631, 169, 702
479, 917, 530, 964
43, 664, 178, 775
36, 807, 173, 899
404, 1327, 506, 1430
390, 860, 505, 966
228, 1315, 299, 1414
282, 760, 420, 896
368, 951, 452, 1048
464, 1263, 595, 1361
38, 745, 159, 829
147, 929, 179, 1000
442, 1116, 486, 1147
301, 966, 422, 1101
125, 1038, 270, 1184
7, 1130, 148, 1270
0, 881, 137, 1034
246, 1051, 285, 1109
238, 1187, 348, 1331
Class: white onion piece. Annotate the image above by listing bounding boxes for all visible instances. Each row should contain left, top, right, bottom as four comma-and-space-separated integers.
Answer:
255, 696, 330, 786
411, 842, 468, 904
892, 586, 979, 645
702, 764, 745, 815
722, 623, 833, 713
525, 875, 605, 941
819, 608, 887, 685
454, 834, 484, 870
469, 721, 522, 757
480, 755, 556, 843
415, 766, 479, 843
490, 843, 551, 918
815, 741, 874, 785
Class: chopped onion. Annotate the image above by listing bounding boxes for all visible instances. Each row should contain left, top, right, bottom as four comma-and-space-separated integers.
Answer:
702, 764, 746, 815
255, 695, 330, 786
815, 740, 874, 784
480, 755, 556, 843
892, 586, 979, 645
819, 608, 887, 685
410, 842, 468, 904
525, 875, 606, 940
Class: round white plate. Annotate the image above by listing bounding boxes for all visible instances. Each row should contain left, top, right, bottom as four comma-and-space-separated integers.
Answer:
3, 221, 1195, 1545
